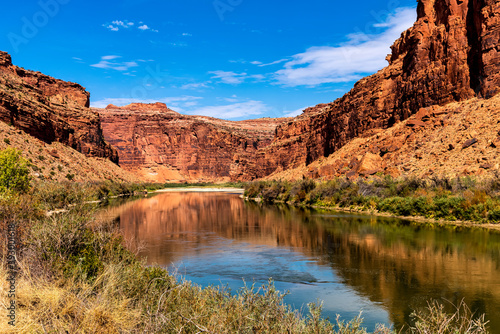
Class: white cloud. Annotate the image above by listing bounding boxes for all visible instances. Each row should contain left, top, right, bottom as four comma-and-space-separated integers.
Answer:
182, 32, 192, 36
209, 71, 247, 84
112, 20, 127, 27
102, 55, 121, 60
209, 71, 266, 85
274, 7, 416, 86
103, 20, 158, 32
180, 82, 212, 90
104, 24, 119, 31
90, 56, 139, 72
91, 96, 202, 109
250, 74, 265, 81
187, 100, 269, 119
252, 58, 289, 67
282, 106, 310, 118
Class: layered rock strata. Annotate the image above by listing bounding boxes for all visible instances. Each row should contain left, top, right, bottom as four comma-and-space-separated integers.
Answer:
97, 103, 290, 182
0, 51, 118, 162
240, 0, 500, 180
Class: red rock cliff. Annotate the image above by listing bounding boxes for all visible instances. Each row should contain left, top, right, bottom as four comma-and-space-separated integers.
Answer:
0, 51, 118, 162
97, 103, 290, 182
241, 0, 500, 180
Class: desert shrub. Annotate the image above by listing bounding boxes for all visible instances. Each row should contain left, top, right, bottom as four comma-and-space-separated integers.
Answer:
488, 209, 500, 222
290, 179, 316, 202
244, 181, 268, 199
261, 181, 288, 202
409, 299, 488, 334
0, 147, 31, 193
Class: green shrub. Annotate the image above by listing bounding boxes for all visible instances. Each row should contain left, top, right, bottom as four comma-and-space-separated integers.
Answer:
0, 147, 31, 193
488, 209, 500, 222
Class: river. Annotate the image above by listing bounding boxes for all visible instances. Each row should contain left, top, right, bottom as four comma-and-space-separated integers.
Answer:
103, 191, 500, 332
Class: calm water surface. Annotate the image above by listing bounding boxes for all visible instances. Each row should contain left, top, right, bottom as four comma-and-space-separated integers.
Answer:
106, 192, 500, 331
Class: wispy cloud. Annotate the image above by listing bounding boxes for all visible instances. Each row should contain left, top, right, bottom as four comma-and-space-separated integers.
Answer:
180, 82, 212, 90
90, 55, 139, 72
274, 7, 416, 86
91, 96, 202, 109
209, 71, 246, 84
103, 20, 158, 32
187, 100, 269, 119
209, 71, 266, 85
102, 55, 120, 60
92, 96, 269, 120
282, 106, 310, 118
251, 59, 289, 67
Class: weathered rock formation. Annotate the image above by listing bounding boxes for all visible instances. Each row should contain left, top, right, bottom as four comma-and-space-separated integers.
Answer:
265, 94, 500, 181
97, 103, 290, 182
241, 0, 500, 180
0, 51, 118, 162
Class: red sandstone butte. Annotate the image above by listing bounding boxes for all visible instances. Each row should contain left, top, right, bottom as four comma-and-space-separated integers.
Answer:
0, 51, 118, 162
239, 0, 500, 180
97, 103, 290, 182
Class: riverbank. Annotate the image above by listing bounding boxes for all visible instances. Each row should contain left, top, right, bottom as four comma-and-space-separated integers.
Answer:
155, 187, 244, 193
243, 176, 500, 230
0, 179, 490, 332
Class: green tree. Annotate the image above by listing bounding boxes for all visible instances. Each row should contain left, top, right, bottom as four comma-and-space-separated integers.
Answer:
0, 148, 31, 193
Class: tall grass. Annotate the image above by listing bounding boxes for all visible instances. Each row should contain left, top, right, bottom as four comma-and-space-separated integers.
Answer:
0, 177, 491, 332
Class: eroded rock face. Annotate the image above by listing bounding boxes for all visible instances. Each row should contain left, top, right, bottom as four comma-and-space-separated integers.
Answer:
0, 51, 118, 162
97, 103, 290, 182
241, 0, 500, 180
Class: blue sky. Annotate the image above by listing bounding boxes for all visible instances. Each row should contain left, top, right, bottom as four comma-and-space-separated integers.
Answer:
1, 0, 417, 120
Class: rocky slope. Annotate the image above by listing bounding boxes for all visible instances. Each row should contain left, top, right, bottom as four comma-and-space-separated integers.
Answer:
265, 94, 500, 181
0, 121, 138, 183
240, 0, 500, 180
97, 103, 290, 182
0, 51, 118, 162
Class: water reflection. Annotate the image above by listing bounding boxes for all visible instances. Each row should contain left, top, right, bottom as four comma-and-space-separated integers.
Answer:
107, 192, 500, 331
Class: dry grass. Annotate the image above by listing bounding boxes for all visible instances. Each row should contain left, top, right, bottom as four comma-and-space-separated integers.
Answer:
0, 180, 492, 333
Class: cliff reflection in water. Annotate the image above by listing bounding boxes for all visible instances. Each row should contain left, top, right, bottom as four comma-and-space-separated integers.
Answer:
113, 192, 500, 331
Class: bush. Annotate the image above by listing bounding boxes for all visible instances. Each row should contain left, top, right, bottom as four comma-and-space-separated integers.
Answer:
488, 209, 500, 222
0, 147, 31, 193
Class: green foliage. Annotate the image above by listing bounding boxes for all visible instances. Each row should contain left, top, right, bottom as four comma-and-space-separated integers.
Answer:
0, 180, 491, 333
0, 147, 31, 193
245, 176, 500, 223
3, 137, 10, 144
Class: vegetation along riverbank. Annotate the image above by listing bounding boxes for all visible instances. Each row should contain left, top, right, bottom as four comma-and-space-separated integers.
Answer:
0, 148, 491, 332
244, 176, 500, 228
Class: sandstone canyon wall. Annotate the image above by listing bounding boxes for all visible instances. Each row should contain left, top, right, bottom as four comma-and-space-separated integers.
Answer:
0, 51, 118, 162
97, 103, 290, 182
240, 0, 500, 180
